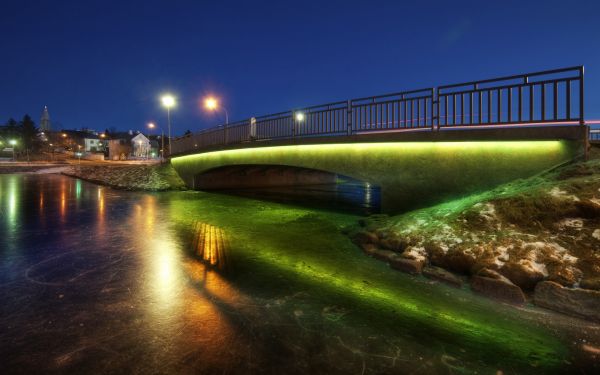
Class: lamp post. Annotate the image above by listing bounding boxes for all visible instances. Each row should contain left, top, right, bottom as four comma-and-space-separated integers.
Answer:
9, 140, 17, 161
204, 96, 229, 125
161, 95, 175, 157
148, 122, 164, 163
203, 96, 229, 143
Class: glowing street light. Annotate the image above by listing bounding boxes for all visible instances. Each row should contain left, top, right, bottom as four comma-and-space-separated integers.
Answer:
161, 94, 176, 157
161, 95, 175, 108
204, 97, 217, 111
295, 112, 305, 122
203, 96, 229, 125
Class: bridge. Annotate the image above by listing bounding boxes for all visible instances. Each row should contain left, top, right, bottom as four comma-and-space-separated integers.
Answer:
171, 66, 590, 212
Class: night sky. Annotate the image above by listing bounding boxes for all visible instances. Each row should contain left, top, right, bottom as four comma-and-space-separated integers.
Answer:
1, 0, 599, 135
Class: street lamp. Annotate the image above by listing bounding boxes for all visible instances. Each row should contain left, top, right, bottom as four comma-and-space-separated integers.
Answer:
203, 96, 230, 144
148, 122, 165, 162
9, 139, 16, 161
203, 96, 229, 125
161, 94, 175, 157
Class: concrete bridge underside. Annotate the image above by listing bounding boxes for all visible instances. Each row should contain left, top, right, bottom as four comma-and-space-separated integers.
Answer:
171, 126, 587, 212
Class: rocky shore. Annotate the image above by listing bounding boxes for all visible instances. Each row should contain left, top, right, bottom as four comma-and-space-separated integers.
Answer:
63, 163, 187, 191
347, 149, 600, 321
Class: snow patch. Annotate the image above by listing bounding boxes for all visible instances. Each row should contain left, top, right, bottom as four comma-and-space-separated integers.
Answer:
548, 242, 569, 253
549, 187, 580, 201
558, 218, 584, 229
403, 246, 427, 262
519, 259, 548, 277
478, 203, 497, 221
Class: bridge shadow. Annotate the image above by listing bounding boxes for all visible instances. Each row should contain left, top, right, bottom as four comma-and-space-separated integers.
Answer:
193, 164, 381, 215
169, 218, 574, 374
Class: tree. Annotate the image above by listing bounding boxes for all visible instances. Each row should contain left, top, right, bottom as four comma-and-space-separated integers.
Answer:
19, 115, 38, 151
0, 118, 20, 145
5, 118, 18, 128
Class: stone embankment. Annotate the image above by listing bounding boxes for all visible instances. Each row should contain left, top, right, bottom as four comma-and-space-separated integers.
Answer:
63, 163, 187, 191
346, 150, 600, 321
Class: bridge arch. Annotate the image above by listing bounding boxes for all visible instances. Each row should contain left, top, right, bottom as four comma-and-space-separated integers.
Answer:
193, 164, 345, 190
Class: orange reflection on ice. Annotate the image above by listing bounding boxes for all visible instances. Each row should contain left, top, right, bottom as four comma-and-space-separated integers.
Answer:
96, 187, 105, 233
191, 221, 229, 269
59, 180, 67, 220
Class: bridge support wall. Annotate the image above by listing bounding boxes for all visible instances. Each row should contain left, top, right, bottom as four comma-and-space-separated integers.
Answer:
172, 140, 582, 213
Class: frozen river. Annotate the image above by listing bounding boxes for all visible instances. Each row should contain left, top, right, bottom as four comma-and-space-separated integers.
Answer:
0, 174, 598, 374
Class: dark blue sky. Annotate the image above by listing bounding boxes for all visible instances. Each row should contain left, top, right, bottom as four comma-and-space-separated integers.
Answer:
1, 0, 599, 135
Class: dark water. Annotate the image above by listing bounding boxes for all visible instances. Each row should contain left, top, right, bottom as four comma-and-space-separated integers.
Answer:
0, 174, 598, 374
217, 181, 381, 215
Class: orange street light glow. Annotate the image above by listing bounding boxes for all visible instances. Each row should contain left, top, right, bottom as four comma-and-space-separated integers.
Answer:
204, 97, 218, 111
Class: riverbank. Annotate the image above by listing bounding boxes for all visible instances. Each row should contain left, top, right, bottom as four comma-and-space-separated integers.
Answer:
348, 147, 600, 321
0, 162, 69, 174
62, 163, 187, 191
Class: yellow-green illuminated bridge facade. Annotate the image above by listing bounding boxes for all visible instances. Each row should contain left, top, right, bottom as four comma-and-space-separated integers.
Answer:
171, 126, 587, 212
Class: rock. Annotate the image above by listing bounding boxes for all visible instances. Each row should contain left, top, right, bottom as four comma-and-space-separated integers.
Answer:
534, 281, 600, 321
471, 268, 526, 304
546, 265, 582, 287
470, 258, 500, 275
576, 199, 600, 219
379, 233, 407, 252
422, 266, 463, 287
442, 248, 477, 274
359, 243, 378, 256
371, 249, 398, 263
352, 230, 378, 245
477, 267, 504, 280
425, 242, 448, 267
580, 277, 600, 291
389, 257, 424, 274
499, 261, 545, 290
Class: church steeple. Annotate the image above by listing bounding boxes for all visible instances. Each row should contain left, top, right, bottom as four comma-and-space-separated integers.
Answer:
40, 106, 51, 131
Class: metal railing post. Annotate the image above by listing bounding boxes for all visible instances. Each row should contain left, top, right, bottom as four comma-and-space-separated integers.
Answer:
579, 66, 585, 126
432, 88, 438, 131
347, 100, 353, 135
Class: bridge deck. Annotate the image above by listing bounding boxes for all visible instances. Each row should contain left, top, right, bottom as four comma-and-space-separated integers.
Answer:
172, 124, 588, 156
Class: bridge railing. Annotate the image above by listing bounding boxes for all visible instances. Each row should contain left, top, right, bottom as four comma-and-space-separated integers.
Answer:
171, 66, 584, 156
437, 66, 584, 127
591, 129, 600, 142
351, 88, 435, 133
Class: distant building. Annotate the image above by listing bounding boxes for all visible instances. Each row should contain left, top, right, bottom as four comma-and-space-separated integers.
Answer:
131, 133, 151, 158
40, 106, 51, 131
107, 138, 132, 160
106, 131, 161, 160
54, 130, 103, 153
